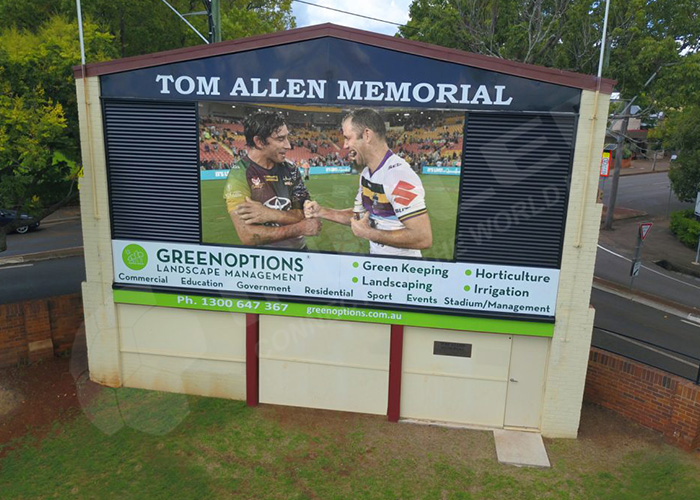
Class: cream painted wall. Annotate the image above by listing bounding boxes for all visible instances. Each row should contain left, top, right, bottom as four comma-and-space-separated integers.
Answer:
117, 304, 246, 399
77, 76, 122, 387
541, 89, 610, 438
259, 316, 390, 415
401, 327, 512, 426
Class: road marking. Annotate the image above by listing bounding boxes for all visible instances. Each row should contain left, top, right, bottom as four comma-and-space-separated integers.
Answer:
597, 244, 700, 291
595, 328, 698, 367
681, 319, 700, 329
0, 263, 33, 270
597, 245, 631, 261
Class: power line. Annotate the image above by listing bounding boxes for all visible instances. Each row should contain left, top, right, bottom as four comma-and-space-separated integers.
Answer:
293, 0, 406, 28
160, 0, 209, 44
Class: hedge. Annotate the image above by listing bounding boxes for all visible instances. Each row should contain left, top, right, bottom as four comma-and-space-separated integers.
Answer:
670, 209, 700, 249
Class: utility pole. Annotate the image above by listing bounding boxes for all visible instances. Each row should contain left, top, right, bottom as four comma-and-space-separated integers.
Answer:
603, 101, 632, 230
205, 0, 221, 43
603, 65, 670, 230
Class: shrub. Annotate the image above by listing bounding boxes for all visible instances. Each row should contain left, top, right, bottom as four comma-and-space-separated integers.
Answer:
669, 209, 700, 249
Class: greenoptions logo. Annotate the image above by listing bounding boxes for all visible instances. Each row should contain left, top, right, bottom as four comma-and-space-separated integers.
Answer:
122, 244, 148, 271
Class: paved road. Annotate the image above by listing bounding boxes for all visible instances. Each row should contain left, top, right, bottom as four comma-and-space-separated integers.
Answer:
2, 219, 82, 257
599, 171, 694, 217
595, 170, 700, 311
591, 288, 700, 380
595, 245, 700, 312
0, 256, 85, 304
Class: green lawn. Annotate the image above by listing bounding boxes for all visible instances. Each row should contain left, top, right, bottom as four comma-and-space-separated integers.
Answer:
1, 388, 699, 499
201, 174, 460, 260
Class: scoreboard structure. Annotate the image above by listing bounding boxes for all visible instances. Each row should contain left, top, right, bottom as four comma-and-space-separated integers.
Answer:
75, 24, 613, 437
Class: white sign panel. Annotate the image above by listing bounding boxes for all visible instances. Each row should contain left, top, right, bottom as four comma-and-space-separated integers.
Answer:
113, 240, 560, 318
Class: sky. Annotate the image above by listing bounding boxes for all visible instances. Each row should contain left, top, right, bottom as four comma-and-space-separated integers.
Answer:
291, 0, 413, 36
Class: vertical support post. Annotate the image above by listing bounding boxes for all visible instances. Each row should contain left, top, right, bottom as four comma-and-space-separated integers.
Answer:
629, 236, 643, 290
246, 313, 259, 406
387, 324, 404, 422
212, 0, 221, 43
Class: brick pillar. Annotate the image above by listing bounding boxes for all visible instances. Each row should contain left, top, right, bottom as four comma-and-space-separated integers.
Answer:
0, 303, 26, 367
23, 300, 53, 362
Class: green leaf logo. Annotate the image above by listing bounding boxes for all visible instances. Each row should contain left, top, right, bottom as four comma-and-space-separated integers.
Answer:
122, 244, 148, 271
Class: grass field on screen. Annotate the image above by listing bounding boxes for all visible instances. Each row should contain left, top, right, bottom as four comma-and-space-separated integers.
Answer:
201, 174, 459, 260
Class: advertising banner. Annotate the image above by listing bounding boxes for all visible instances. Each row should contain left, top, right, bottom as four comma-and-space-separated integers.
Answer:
422, 166, 461, 176
201, 169, 231, 181
112, 289, 554, 337
200, 166, 352, 181
113, 240, 559, 320
309, 166, 352, 175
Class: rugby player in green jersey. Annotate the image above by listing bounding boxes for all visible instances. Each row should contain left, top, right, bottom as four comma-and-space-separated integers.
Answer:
224, 111, 320, 249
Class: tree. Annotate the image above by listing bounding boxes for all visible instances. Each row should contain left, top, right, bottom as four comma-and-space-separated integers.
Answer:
0, 0, 296, 59
652, 101, 700, 203
220, 0, 295, 40
399, 1, 700, 100
0, 0, 62, 32
399, 1, 580, 67
0, 2, 295, 252
71, 0, 295, 58
0, 86, 73, 251
0, 16, 116, 158
0, 17, 115, 251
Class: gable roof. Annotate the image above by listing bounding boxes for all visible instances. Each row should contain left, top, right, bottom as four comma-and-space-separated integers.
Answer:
74, 23, 615, 94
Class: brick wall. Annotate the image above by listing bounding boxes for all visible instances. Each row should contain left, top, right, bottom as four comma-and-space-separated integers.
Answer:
585, 347, 700, 451
0, 294, 83, 368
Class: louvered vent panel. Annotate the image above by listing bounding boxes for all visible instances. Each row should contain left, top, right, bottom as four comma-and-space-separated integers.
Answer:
104, 100, 200, 243
455, 113, 577, 268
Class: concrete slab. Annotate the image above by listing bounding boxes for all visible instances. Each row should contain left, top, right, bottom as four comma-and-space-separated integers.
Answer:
493, 429, 551, 468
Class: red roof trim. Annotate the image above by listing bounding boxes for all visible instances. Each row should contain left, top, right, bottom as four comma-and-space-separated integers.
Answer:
74, 23, 615, 94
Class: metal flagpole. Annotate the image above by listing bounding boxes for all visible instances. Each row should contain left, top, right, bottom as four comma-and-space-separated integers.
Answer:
76, 0, 100, 218
597, 0, 611, 79
575, 0, 611, 246
76, 0, 86, 66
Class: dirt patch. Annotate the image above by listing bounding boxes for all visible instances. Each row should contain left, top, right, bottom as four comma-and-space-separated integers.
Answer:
0, 331, 102, 458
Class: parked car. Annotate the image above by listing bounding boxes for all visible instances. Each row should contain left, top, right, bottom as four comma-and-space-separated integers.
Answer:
0, 208, 40, 234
